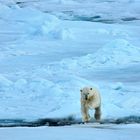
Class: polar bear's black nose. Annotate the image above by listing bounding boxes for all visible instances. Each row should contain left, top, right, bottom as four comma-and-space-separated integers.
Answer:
85, 95, 88, 100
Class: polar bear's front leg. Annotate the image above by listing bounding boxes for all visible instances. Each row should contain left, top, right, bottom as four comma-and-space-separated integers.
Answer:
81, 103, 90, 122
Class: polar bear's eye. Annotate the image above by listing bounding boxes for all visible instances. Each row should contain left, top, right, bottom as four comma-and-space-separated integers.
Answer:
87, 93, 89, 95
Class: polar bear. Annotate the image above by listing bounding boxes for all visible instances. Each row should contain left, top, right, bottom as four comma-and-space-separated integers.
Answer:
80, 87, 101, 123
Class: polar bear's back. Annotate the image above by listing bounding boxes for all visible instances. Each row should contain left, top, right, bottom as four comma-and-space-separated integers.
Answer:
91, 87, 101, 108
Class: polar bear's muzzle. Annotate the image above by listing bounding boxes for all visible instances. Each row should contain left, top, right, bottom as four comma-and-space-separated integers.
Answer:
85, 95, 88, 100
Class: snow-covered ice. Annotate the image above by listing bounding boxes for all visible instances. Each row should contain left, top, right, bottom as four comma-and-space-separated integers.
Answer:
0, 0, 140, 140
0, 0, 140, 122
0, 124, 140, 140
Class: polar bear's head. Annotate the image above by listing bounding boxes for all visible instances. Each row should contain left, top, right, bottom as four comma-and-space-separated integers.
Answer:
80, 87, 94, 100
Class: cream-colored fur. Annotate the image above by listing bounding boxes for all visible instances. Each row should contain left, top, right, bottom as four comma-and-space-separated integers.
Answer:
80, 87, 101, 122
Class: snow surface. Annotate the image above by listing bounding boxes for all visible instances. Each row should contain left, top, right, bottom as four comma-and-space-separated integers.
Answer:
0, 0, 140, 122
0, 124, 140, 140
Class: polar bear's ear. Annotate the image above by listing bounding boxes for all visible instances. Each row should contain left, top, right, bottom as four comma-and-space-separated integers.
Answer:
90, 88, 92, 90
80, 89, 83, 92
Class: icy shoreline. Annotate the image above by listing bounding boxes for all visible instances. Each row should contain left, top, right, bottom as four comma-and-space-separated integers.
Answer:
0, 116, 139, 127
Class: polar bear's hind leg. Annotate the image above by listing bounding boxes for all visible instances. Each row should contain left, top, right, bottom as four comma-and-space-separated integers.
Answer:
94, 107, 101, 121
